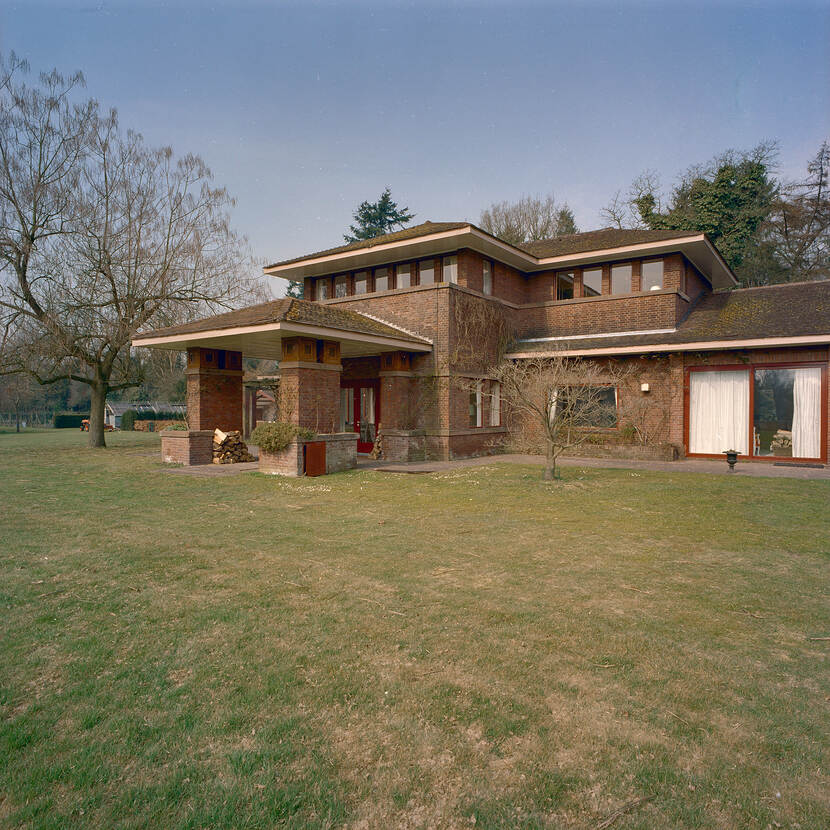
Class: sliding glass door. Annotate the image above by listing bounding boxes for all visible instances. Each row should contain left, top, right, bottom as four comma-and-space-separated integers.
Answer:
688, 363, 825, 461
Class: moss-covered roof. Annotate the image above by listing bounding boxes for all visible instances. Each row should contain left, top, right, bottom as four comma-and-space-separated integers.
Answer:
521, 228, 700, 258
133, 298, 430, 343
266, 221, 471, 269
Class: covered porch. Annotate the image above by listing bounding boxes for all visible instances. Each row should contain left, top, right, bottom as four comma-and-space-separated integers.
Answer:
131, 299, 433, 469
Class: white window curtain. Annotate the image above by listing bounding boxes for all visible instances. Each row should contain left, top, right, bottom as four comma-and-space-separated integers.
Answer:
689, 370, 750, 454
490, 381, 501, 426
792, 367, 822, 458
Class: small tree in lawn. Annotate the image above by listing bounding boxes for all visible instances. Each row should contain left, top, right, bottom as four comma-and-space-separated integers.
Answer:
492, 354, 629, 480
344, 187, 414, 242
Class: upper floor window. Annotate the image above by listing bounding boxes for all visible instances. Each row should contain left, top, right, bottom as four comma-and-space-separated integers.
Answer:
641, 259, 663, 291
442, 255, 458, 284
582, 268, 602, 297
354, 271, 368, 294
374, 267, 389, 292
396, 263, 411, 288
557, 271, 574, 300
611, 263, 632, 295
419, 259, 435, 286
334, 274, 349, 298
483, 260, 493, 295
316, 278, 329, 300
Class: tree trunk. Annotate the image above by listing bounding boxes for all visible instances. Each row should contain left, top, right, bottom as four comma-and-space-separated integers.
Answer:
542, 439, 556, 480
88, 380, 108, 448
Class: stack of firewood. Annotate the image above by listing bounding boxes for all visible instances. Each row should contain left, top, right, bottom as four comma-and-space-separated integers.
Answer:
212, 428, 256, 464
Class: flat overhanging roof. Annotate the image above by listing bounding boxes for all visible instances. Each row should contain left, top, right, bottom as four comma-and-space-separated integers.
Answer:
133, 320, 432, 360
264, 226, 738, 291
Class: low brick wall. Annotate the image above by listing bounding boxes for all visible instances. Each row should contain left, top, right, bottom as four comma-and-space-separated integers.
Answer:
562, 442, 680, 462
259, 433, 358, 477
382, 429, 426, 462
160, 430, 213, 465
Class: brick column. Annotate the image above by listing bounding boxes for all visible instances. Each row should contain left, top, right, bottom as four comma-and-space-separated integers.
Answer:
379, 351, 415, 429
186, 348, 243, 431
278, 338, 342, 432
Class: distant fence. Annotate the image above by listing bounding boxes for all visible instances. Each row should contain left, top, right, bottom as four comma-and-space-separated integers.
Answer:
0, 411, 56, 428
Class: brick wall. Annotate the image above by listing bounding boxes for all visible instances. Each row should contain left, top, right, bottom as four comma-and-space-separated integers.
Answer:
186, 369, 242, 432
517, 292, 679, 338
279, 364, 342, 433
160, 430, 214, 465
259, 433, 357, 476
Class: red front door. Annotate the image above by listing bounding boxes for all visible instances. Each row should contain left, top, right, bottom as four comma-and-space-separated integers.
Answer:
340, 380, 380, 453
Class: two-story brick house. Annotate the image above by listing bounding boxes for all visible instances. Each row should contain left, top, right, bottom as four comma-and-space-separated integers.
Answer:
133, 221, 830, 465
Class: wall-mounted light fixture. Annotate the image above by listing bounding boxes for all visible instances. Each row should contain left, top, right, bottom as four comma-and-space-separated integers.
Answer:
640, 382, 650, 393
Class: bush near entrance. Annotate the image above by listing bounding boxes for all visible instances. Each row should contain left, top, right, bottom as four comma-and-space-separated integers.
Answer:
250, 421, 316, 453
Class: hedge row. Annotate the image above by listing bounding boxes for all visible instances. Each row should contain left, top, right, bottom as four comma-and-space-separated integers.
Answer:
53, 412, 85, 429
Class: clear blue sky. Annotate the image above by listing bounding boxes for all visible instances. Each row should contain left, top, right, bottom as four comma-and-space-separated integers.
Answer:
3, 0, 829, 295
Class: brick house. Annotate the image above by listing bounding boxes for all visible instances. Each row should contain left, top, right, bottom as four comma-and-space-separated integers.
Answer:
133, 221, 830, 465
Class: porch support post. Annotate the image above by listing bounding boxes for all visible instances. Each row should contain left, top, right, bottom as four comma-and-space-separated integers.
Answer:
379, 351, 415, 429
279, 338, 342, 432
186, 347, 243, 431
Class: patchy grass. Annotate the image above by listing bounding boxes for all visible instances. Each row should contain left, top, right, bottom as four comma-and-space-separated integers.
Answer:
1, 429, 828, 829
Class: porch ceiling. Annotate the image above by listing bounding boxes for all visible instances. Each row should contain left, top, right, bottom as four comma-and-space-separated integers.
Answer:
132, 320, 432, 360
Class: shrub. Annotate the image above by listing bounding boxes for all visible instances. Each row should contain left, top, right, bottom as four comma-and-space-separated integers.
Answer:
162, 422, 187, 431
250, 421, 315, 454
120, 410, 137, 431
53, 412, 84, 429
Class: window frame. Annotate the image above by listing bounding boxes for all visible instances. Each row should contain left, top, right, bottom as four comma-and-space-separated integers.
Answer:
482, 259, 493, 295
334, 274, 349, 298
315, 278, 330, 301
640, 258, 664, 292
396, 262, 411, 289
418, 259, 435, 286
684, 361, 828, 462
374, 266, 390, 292
353, 270, 369, 295
489, 380, 501, 426
442, 255, 458, 284
610, 263, 633, 295
556, 271, 575, 301
468, 380, 483, 428
582, 267, 602, 297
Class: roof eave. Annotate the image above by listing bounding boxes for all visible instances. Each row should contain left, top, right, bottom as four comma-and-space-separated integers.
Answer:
264, 227, 738, 288
132, 319, 432, 361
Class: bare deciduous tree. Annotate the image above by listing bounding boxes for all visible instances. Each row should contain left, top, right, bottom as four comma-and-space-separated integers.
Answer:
762, 140, 830, 282
0, 55, 263, 448
479, 193, 578, 246
486, 354, 631, 480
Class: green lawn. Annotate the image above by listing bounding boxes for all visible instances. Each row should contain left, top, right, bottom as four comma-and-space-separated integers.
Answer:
1, 430, 828, 829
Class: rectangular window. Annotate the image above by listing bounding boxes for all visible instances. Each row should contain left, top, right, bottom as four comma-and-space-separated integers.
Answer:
334, 274, 349, 298
490, 380, 501, 426
582, 268, 602, 296
688, 364, 824, 460
482, 260, 493, 295
396, 263, 411, 288
374, 267, 389, 292
418, 259, 435, 285
610, 263, 632, 294
442, 255, 457, 284
354, 271, 368, 294
689, 370, 750, 455
556, 271, 574, 300
548, 386, 617, 428
753, 367, 822, 459
469, 380, 483, 428
316, 278, 329, 300
641, 259, 663, 291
